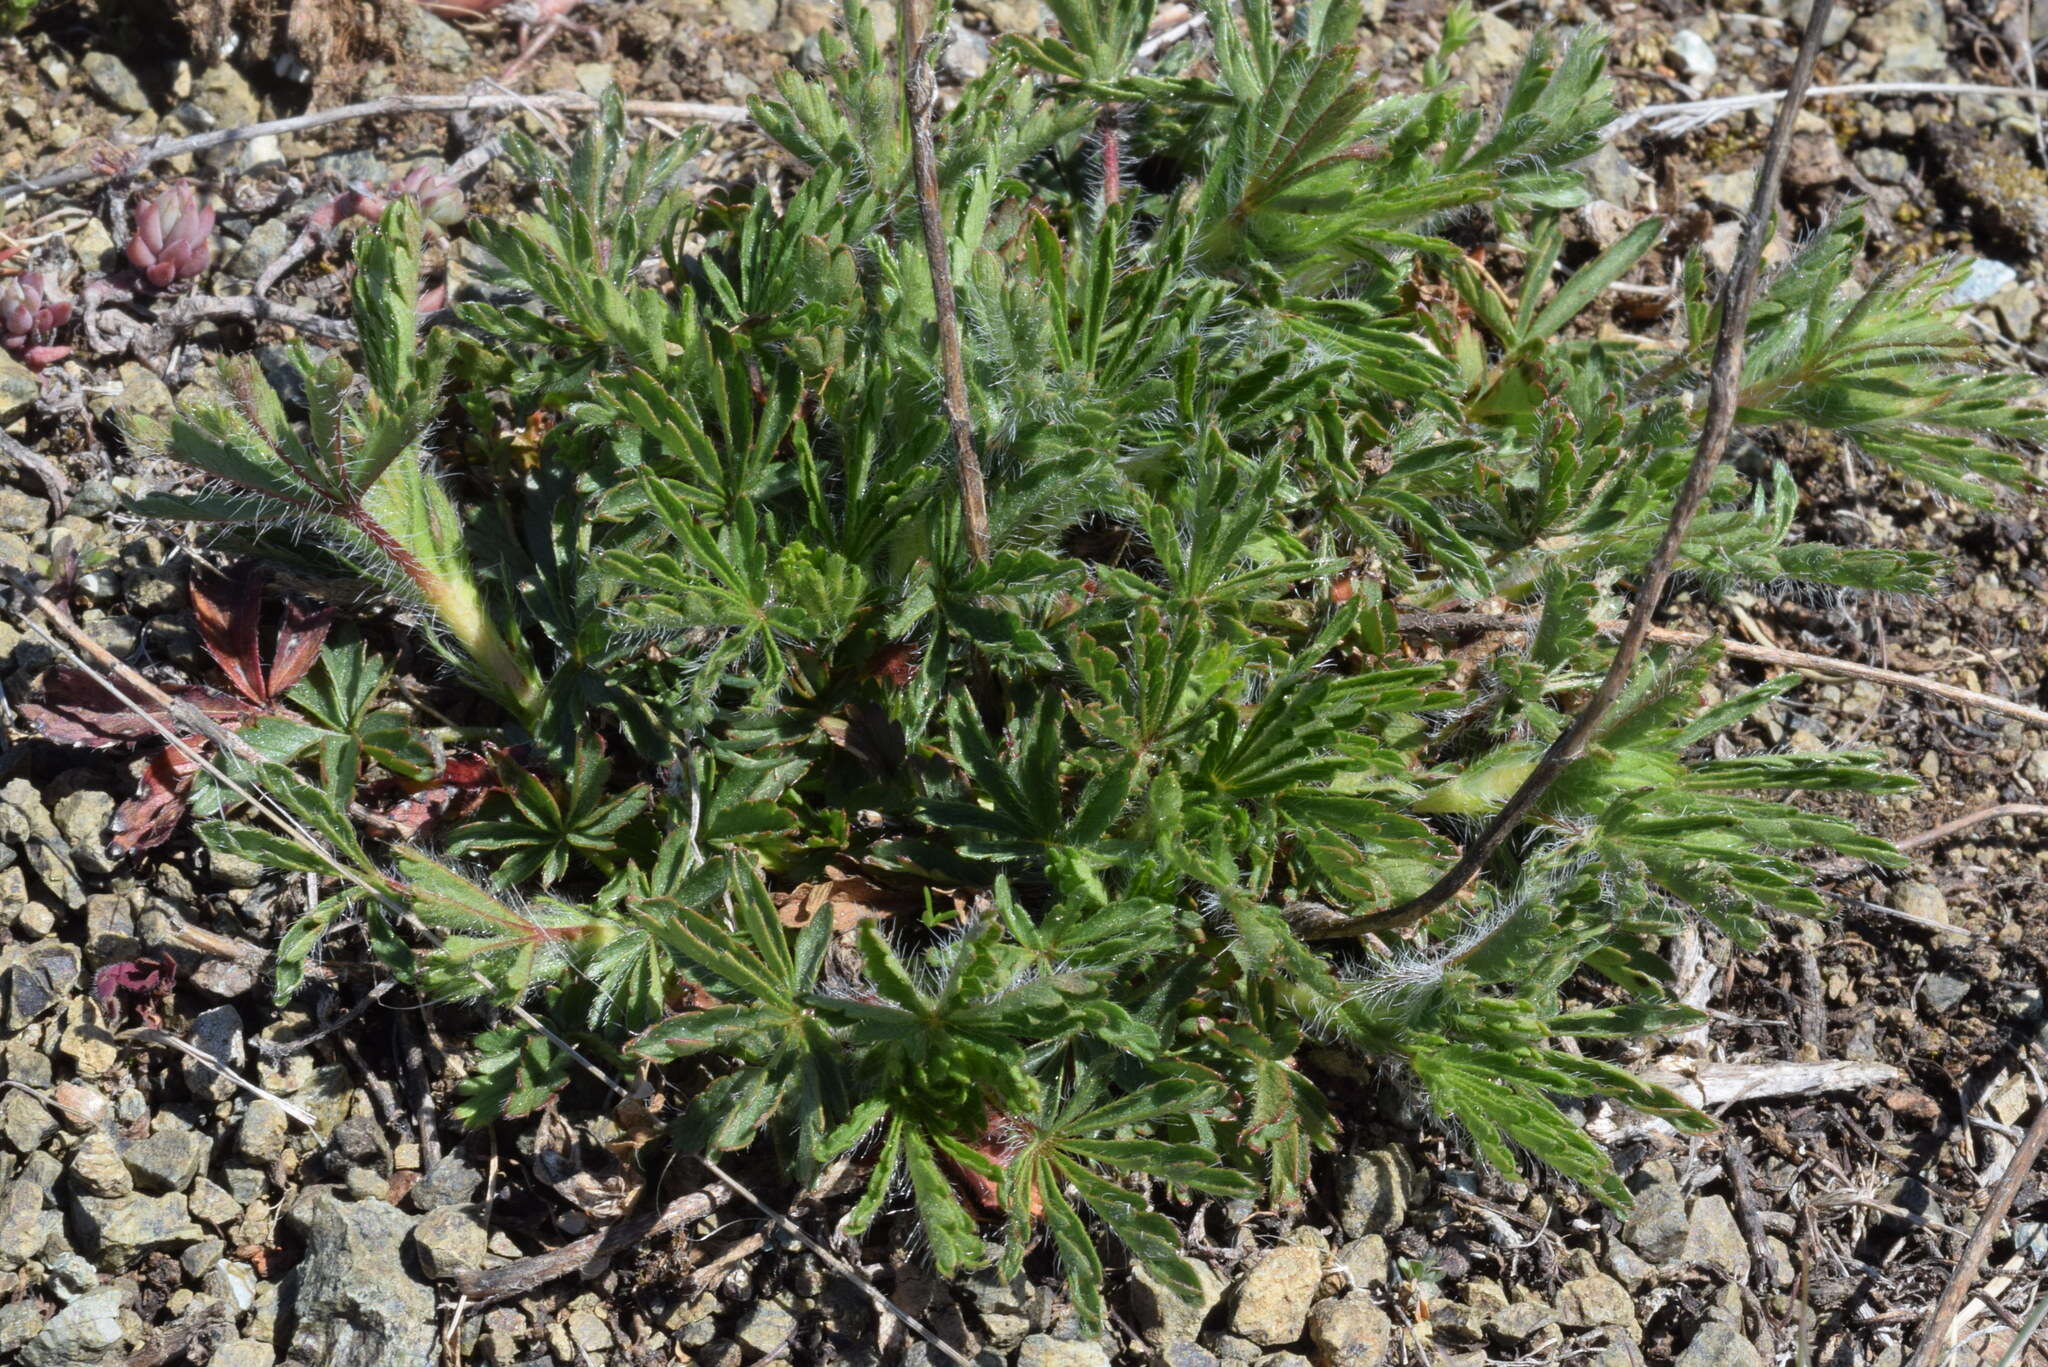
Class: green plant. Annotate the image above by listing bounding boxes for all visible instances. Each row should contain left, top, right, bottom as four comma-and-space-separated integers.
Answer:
130, 0, 2041, 1326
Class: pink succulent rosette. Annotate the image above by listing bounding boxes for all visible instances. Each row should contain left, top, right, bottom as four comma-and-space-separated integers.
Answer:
0, 270, 72, 352
126, 181, 216, 290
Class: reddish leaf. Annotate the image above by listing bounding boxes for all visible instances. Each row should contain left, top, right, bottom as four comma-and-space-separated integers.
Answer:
20, 671, 256, 748
361, 751, 502, 838
112, 746, 204, 852
862, 641, 919, 688
93, 951, 177, 1026
20, 671, 170, 747
191, 567, 268, 705
268, 599, 336, 697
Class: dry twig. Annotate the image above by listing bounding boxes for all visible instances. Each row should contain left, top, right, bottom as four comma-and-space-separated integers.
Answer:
903, 6, 992, 565
1354, 0, 1836, 937
1, 92, 749, 206
1905, 1088, 2048, 1367
1399, 612, 2048, 731
451, 1183, 735, 1306
123, 1027, 319, 1127
1612, 79, 2048, 136
1895, 803, 2048, 853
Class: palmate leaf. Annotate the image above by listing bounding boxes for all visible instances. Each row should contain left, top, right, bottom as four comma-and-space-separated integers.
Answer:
452, 1026, 571, 1128
982, 1079, 1255, 1332
445, 746, 648, 887
398, 851, 608, 1003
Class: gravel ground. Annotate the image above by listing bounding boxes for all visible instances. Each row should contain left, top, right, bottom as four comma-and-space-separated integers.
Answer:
2, 1, 2048, 1365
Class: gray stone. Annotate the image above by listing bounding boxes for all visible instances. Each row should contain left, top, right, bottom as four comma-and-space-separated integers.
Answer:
71, 1191, 202, 1269
180, 1236, 224, 1279
0, 1300, 47, 1356
1489, 1300, 1558, 1344
188, 1176, 241, 1226
0, 1207, 61, 1272
184, 1006, 244, 1104
1922, 973, 1972, 1013
81, 896, 137, 968
402, 7, 472, 70
237, 1100, 292, 1164
410, 1204, 490, 1280
1681, 1196, 1751, 1280
943, 27, 991, 80
2, 1088, 56, 1153
719, 0, 779, 31
207, 1258, 260, 1314
1892, 881, 1948, 923
0, 486, 49, 533
219, 1166, 269, 1205
0, 780, 85, 908
342, 1166, 388, 1201
93, 363, 172, 426
1993, 284, 2041, 343
1334, 1148, 1412, 1239
1676, 1321, 1765, 1367
121, 1124, 210, 1193
1334, 1235, 1389, 1290
4, 1034, 56, 1090
1230, 1244, 1323, 1346
19, 1286, 128, 1367
1854, 147, 1911, 185
227, 218, 293, 280
1305, 1294, 1392, 1366
1554, 1275, 1639, 1337
279, 1190, 434, 1367
50, 792, 115, 876
408, 1152, 482, 1210
1129, 1257, 1223, 1349
45, 1250, 98, 1300
244, 1278, 281, 1347
298, 1065, 354, 1138
0, 353, 39, 421
1620, 1165, 1687, 1263
67, 1133, 132, 1199
735, 1301, 797, 1355
194, 63, 262, 125
81, 53, 149, 114
2, 942, 79, 1030
1160, 1346, 1221, 1367
1209, 1332, 1263, 1364
1581, 145, 1643, 208
210, 1343, 276, 1367
1862, 0, 1948, 79
1014, 1336, 1110, 1367
1955, 259, 2018, 306
1430, 1301, 1489, 1341
962, 1268, 1037, 1346
1665, 31, 1716, 84
1462, 12, 1526, 79
82, 617, 140, 661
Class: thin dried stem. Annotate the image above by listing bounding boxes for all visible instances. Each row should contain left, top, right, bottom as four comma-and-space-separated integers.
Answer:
1363, 0, 1838, 938
123, 1027, 318, 1127
1398, 611, 2048, 731
1611, 80, 2048, 137
451, 1183, 736, 1306
1, 92, 748, 206
1905, 1086, 2048, 1367
904, 7, 992, 566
